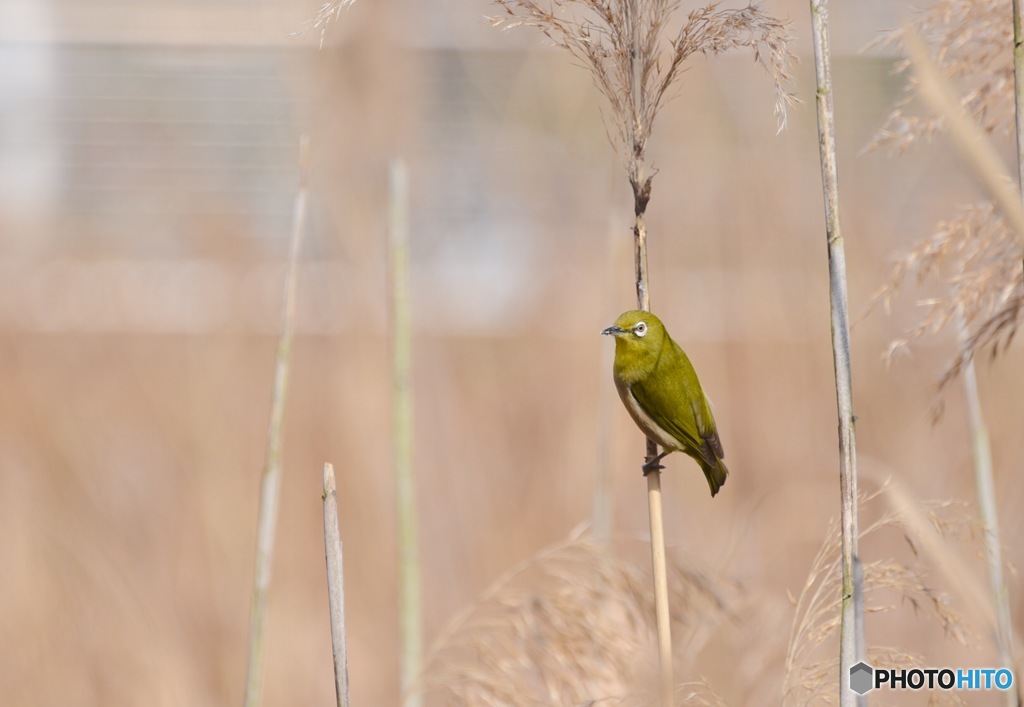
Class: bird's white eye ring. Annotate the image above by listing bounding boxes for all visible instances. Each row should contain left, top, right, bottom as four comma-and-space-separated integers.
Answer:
634, 322, 647, 337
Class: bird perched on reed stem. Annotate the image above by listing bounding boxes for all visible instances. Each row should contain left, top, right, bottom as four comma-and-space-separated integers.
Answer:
602, 310, 728, 496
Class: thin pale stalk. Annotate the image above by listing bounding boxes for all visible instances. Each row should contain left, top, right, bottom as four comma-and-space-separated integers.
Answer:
646, 464, 672, 704
808, 4, 862, 705
594, 363, 614, 542
1015, 0, 1024, 340
1011, 1, 1024, 687
390, 159, 422, 707
958, 316, 1019, 707
594, 364, 613, 541
243, 136, 310, 707
323, 463, 350, 707
631, 174, 672, 707
1014, 0, 1024, 204
594, 216, 622, 543
853, 555, 865, 664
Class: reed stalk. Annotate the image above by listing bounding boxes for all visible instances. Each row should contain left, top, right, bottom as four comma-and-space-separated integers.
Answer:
390, 159, 422, 707
958, 316, 1019, 707
322, 463, 350, 707
807, 4, 862, 704
243, 136, 310, 707
1013, 0, 1024, 207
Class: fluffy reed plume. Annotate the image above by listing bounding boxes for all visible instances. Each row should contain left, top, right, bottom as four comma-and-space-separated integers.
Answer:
489, 1, 797, 174
297, 0, 358, 47
783, 491, 972, 706
868, 0, 1016, 155
871, 203, 1023, 389
414, 528, 735, 706
868, 14, 1022, 699
867, 1, 1024, 389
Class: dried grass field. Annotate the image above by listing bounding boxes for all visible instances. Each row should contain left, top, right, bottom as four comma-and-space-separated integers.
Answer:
0, 0, 1022, 705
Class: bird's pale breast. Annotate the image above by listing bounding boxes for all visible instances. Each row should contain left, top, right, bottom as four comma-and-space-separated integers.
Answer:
616, 380, 682, 452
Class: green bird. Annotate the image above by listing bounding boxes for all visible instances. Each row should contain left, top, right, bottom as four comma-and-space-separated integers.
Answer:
602, 310, 728, 497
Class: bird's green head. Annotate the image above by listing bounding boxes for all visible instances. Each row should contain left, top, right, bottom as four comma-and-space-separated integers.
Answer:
601, 310, 667, 377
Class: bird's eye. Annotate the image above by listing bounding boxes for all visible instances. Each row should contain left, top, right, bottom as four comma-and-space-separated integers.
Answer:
634, 322, 647, 337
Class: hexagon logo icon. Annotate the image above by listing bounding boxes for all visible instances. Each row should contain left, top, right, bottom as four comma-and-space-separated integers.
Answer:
850, 661, 873, 695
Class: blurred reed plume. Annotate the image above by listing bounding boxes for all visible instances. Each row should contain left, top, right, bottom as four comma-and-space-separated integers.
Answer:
868, 2, 1024, 389
414, 527, 735, 706
868, 13, 1022, 699
489, 0, 797, 177
783, 489, 973, 706
869, 0, 1018, 154
872, 202, 1023, 388
300, 0, 358, 47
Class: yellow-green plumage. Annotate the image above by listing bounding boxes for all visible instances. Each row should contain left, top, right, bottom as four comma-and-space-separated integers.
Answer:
602, 310, 728, 497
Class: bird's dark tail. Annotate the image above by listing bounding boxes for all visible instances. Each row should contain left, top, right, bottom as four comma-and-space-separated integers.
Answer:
702, 457, 729, 497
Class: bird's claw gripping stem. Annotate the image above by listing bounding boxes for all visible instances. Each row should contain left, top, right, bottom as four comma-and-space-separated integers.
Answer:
642, 460, 665, 476
642, 451, 669, 476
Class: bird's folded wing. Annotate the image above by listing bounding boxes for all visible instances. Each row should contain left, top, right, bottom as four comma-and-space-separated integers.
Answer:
631, 378, 715, 466
691, 398, 724, 460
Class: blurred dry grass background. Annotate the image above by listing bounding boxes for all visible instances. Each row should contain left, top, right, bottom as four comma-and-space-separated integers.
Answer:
1, 0, 1023, 704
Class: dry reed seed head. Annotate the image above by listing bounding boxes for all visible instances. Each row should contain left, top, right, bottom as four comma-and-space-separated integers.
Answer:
783, 493, 974, 705
296, 0, 358, 48
867, 647, 969, 706
868, 0, 1015, 154
868, 200, 1023, 389
676, 678, 729, 706
416, 534, 736, 705
491, 1, 797, 167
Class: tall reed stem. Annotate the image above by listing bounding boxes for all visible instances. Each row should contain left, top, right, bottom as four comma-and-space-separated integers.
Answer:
1016, 4, 1024, 330
390, 159, 422, 707
808, 4, 862, 705
635, 204, 672, 707
1007, 2, 1023, 695
594, 218, 622, 543
1013, 0, 1024, 206
322, 463, 350, 707
243, 136, 310, 707
958, 317, 1019, 707
634, 206, 672, 706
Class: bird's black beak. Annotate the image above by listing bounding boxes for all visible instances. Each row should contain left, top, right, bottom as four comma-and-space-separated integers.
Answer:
601, 325, 625, 336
